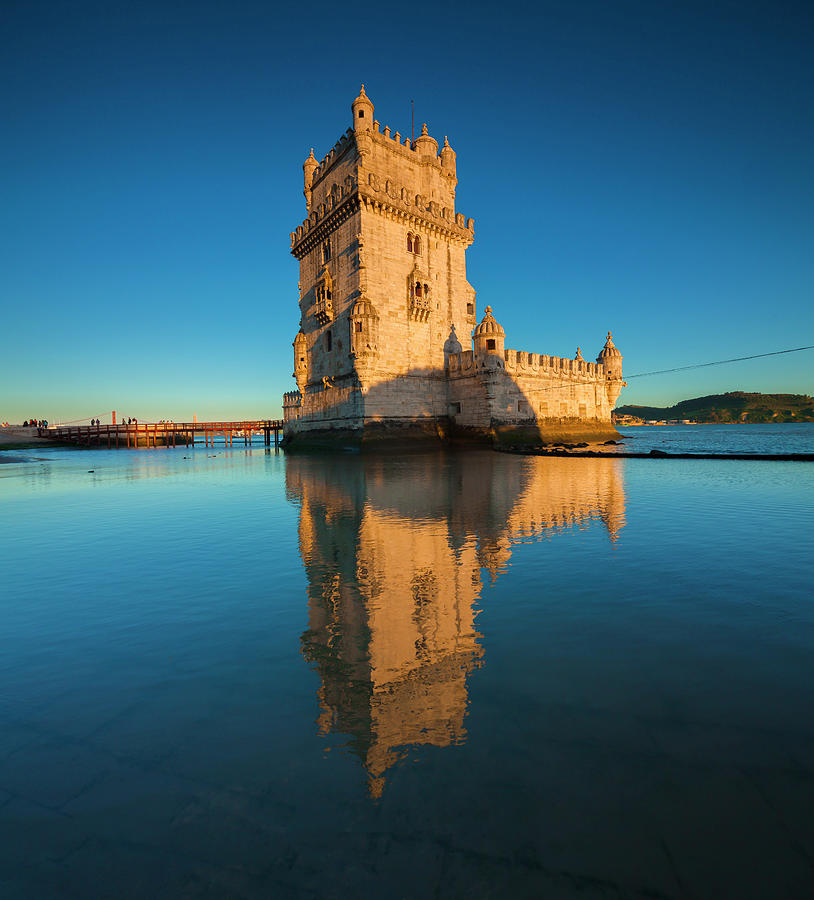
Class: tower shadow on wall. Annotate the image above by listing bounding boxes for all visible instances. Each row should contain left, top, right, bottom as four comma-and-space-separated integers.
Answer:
286, 449, 627, 797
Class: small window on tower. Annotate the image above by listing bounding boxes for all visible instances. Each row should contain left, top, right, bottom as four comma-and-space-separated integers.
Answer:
407, 234, 413, 252
466, 302, 474, 315
487, 339, 496, 350
355, 321, 363, 332
415, 283, 423, 298
413, 236, 421, 255
424, 283, 429, 296
358, 110, 365, 118
322, 240, 331, 262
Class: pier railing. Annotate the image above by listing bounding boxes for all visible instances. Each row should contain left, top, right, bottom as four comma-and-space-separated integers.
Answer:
39, 420, 284, 449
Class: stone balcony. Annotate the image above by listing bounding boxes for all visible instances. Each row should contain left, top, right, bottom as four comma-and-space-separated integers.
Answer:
313, 298, 333, 325
408, 296, 432, 323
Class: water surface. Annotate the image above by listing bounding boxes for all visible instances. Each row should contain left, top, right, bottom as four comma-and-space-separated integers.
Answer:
1, 439, 813, 898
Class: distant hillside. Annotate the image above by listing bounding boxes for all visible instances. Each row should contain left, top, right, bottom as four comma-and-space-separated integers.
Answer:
615, 392, 814, 423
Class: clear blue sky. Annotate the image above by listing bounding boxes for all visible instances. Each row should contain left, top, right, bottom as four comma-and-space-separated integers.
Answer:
2, 0, 812, 423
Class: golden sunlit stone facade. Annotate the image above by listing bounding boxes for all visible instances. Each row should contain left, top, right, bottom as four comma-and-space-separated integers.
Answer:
283, 86, 625, 448
288, 452, 626, 796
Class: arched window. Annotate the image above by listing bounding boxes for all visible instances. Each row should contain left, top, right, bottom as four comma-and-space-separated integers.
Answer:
358, 109, 365, 118
423, 283, 429, 296
413, 236, 421, 255
410, 282, 415, 298
415, 283, 422, 298
407, 234, 413, 252
321, 239, 331, 262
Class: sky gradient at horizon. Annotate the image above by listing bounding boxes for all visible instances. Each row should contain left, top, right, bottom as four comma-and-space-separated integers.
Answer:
2, 0, 813, 423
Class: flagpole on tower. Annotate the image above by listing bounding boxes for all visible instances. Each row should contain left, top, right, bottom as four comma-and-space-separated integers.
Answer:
411, 99, 414, 147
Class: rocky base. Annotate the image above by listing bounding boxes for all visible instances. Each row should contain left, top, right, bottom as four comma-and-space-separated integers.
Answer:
282, 419, 620, 452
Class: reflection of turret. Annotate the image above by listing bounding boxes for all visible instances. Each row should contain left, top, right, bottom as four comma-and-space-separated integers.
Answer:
288, 451, 626, 795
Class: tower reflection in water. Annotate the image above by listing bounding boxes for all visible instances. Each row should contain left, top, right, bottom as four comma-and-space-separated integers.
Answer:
285, 451, 626, 797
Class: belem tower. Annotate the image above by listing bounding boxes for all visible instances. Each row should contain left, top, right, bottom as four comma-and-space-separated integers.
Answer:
282, 86, 625, 448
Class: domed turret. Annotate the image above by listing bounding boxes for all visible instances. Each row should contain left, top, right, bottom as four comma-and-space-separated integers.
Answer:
303, 148, 318, 211
596, 331, 623, 379
473, 305, 505, 363
440, 136, 457, 177
473, 305, 505, 339
351, 84, 374, 131
350, 298, 378, 319
414, 122, 438, 158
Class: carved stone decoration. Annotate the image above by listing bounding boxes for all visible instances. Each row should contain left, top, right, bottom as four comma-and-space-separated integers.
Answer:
349, 298, 380, 359
312, 266, 334, 325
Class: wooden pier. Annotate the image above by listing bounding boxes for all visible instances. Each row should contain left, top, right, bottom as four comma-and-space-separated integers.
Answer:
40, 420, 284, 449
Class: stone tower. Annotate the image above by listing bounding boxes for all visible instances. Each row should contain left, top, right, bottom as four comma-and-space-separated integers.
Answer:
285, 86, 477, 441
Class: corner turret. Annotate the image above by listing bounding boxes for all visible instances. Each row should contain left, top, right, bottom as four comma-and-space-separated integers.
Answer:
473, 306, 505, 366
596, 331, 623, 380
349, 298, 380, 359
303, 148, 318, 212
352, 84, 374, 132
440, 136, 457, 179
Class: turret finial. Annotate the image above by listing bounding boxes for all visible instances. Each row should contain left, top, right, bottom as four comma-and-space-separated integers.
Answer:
421, 122, 428, 136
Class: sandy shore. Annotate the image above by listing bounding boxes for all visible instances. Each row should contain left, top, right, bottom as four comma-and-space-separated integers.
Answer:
0, 427, 62, 450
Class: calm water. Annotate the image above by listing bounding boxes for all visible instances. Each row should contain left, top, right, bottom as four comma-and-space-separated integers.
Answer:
617, 422, 814, 454
1, 432, 814, 898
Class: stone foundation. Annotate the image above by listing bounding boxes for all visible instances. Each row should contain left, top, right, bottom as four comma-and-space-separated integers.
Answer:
282, 417, 619, 451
